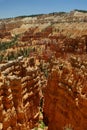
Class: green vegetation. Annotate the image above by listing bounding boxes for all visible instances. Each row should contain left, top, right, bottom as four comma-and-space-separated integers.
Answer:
0, 54, 4, 62
34, 128, 38, 130
7, 47, 33, 60
0, 46, 33, 62
49, 12, 66, 15
0, 33, 35, 62
74, 9, 87, 13
16, 11, 66, 19
0, 35, 18, 51
16, 14, 44, 19
39, 120, 45, 129
33, 120, 46, 130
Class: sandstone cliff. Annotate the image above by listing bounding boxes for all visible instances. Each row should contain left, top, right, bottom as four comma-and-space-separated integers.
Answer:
0, 57, 41, 130
43, 56, 87, 130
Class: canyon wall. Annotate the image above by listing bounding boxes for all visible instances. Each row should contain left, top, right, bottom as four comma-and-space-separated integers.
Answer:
0, 10, 87, 130
0, 57, 40, 130
43, 56, 87, 130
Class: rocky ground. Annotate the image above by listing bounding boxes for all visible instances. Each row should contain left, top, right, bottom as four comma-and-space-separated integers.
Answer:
0, 10, 87, 130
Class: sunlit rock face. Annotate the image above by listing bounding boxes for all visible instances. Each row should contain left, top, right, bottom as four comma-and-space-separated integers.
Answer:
0, 10, 87, 130
43, 57, 87, 130
0, 57, 41, 130
0, 23, 11, 40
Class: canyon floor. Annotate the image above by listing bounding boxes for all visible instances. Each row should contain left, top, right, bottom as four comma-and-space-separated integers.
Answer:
0, 10, 87, 130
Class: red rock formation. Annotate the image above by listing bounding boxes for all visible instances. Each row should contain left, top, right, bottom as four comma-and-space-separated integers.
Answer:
0, 11, 87, 130
0, 57, 40, 130
0, 32, 11, 39
6, 21, 23, 31
0, 22, 11, 39
21, 26, 52, 42
43, 58, 87, 130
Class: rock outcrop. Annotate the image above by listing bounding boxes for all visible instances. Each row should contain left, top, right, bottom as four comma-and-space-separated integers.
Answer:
0, 57, 40, 130
43, 57, 87, 130
0, 10, 87, 130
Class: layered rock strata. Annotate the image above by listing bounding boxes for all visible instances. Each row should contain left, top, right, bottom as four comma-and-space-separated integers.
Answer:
43, 57, 87, 130
0, 10, 87, 130
0, 57, 40, 130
